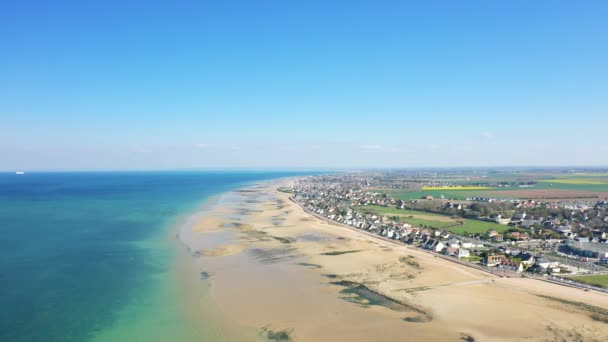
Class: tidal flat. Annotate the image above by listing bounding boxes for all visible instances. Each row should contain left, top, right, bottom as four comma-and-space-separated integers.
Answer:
178, 180, 608, 341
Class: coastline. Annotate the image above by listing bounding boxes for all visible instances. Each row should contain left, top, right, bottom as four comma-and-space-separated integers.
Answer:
177, 179, 608, 341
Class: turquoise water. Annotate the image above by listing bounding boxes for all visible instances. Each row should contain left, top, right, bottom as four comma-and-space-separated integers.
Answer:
0, 171, 311, 341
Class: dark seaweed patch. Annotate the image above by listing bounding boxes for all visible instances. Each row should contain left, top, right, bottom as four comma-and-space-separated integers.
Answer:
460, 333, 475, 342
260, 326, 292, 341
297, 233, 332, 242
329, 280, 431, 320
321, 250, 362, 256
321, 274, 339, 279
537, 294, 608, 323
295, 262, 322, 269
249, 247, 300, 264
403, 315, 432, 323
270, 236, 293, 244
399, 256, 422, 269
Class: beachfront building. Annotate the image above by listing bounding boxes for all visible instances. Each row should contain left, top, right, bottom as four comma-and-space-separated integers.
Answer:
558, 242, 608, 259
457, 249, 471, 259
535, 258, 560, 272
484, 254, 507, 267
497, 260, 524, 272
422, 239, 445, 253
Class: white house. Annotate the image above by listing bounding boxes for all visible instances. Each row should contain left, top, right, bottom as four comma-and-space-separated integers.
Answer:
434, 241, 445, 253
457, 249, 470, 258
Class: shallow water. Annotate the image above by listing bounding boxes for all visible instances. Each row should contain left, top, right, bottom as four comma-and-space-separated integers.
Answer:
0, 171, 314, 341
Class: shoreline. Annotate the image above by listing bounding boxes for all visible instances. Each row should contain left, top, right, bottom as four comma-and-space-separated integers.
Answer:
177, 179, 608, 341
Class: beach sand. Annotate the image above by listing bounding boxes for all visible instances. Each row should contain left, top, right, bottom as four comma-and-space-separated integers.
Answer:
179, 181, 608, 341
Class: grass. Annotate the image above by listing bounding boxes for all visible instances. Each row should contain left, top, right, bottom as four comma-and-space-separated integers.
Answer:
574, 172, 608, 177
532, 181, 608, 193
356, 205, 508, 235
462, 256, 482, 262
422, 186, 493, 190
450, 219, 507, 235
538, 178, 608, 185
392, 189, 500, 201
373, 172, 608, 200
567, 274, 608, 288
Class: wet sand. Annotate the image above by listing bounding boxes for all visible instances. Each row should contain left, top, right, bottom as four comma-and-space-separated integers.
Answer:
179, 180, 608, 341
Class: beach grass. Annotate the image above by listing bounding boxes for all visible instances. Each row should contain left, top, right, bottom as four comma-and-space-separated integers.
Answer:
567, 274, 608, 288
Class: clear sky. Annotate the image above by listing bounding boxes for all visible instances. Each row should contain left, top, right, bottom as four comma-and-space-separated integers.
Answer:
1, 1, 607, 170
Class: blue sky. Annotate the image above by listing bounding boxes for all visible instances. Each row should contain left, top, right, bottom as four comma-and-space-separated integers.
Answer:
1, 1, 607, 170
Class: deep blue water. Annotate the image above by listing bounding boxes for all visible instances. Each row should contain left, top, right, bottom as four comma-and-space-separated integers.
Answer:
0, 171, 313, 341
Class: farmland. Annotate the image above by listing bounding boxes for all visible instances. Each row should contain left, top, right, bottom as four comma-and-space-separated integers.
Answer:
354, 205, 508, 235
421, 186, 493, 190
568, 274, 608, 288
374, 172, 608, 201
538, 178, 608, 185
390, 189, 499, 201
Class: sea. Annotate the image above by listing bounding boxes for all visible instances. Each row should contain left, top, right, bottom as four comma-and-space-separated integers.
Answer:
0, 171, 314, 341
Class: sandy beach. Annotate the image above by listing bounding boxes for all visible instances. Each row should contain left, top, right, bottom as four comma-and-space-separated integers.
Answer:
179, 180, 608, 341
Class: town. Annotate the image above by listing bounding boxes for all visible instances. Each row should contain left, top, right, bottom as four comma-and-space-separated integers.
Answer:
280, 171, 608, 292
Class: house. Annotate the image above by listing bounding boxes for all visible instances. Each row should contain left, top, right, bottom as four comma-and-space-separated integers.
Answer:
511, 211, 527, 223
422, 239, 445, 253
446, 238, 460, 248
511, 232, 529, 241
519, 253, 536, 266
535, 258, 560, 272
521, 217, 543, 228
434, 242, 445, 252
557, 224, 572, 234
461, 242, 473, 249
445, 202, 463, 210
491, 234, 504, 242
457, 249, 471, 259
498, 260, 524, 272
484, 254, 507, 267
444, 247, 458, 256
491, 214, 511, 225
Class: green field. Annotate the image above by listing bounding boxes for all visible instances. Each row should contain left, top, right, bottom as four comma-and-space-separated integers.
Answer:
390, 189, 502, 201
568, 274, 608, 288
538, 179, 608, 185
354, 205, 508, 235
382, 180, 608, 201
421, 186, 494, 190
532, 181, 608, 193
